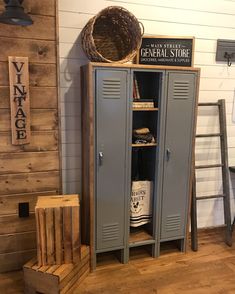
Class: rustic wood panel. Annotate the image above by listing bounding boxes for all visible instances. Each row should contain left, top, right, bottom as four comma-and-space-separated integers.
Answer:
31, 109, 58, 131
0, 38, 56, 63
0, 0, 60, 273
0, 191, 58, 216
0, 0, 55, 16
0, 15, 55, 40
29, 64, 57, 87
0, 231, 36, 254
0, 109, 58, 131
0, 131, 58, 153
0, 271, 24, 293
0, 249, 36, 273
0, 62, 57, 87
0, 87, 58, 109
0, 213, 36, 234
0, 171, 60, 195
0, 151, 59, 174
26, 1, 55, 16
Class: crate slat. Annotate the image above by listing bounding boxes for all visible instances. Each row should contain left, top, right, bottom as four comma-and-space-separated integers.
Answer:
54, 207, 62, 264
72, 206, 81, 263
46, 207, 55, 265
63, 206, 72, 264
38, 208, 47, 266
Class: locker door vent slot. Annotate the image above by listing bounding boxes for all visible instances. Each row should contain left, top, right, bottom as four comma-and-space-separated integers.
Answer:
102, 79, 121, 99
173, 81, 189, 99
102, 223, 119, 241
165, 214, 181, 232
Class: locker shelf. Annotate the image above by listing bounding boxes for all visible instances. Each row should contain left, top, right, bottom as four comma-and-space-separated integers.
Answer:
129, 227, 154, 247
132, 143, 157, 147
132, 108, 159, 111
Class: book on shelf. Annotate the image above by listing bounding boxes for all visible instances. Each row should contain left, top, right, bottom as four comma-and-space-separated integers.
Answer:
133, 99, 154, 108
133, 79, 137, 99
133, 75, 140, 100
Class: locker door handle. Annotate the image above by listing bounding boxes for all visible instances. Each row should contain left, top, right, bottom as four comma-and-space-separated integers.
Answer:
166, 148, 171, 161
99, 152, 104, 166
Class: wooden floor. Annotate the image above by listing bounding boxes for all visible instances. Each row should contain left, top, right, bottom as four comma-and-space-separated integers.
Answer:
1, 228, 235, 294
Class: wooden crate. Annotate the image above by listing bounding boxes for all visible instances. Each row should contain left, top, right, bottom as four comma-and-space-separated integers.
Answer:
35, 195, 80, 266
23, 245, 90, 294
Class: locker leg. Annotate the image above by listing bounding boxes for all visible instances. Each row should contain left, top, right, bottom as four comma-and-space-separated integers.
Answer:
151, 243, 159, 258
120, 248, 129, 263
153, 241, 160, 257
91, 253, 97, 271
179, 238, 186, 252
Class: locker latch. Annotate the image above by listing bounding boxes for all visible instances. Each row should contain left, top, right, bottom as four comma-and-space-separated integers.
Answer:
166, 148, 171, 161
99, 151, 104, 165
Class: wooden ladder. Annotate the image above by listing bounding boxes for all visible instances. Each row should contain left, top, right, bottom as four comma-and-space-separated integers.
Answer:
191, 99, 232, 251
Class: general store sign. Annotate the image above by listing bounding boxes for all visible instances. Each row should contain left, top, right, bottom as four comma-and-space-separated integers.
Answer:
137, 36, 194, 67
8, 56, 31, 145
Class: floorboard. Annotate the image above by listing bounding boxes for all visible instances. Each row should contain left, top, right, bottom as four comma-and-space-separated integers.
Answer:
1, 228, 235, 294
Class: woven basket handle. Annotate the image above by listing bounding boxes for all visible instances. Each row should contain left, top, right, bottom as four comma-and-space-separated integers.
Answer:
139, 21, 145, 36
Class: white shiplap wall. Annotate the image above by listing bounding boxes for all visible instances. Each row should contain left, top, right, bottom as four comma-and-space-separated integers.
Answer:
58, 0, 235, 228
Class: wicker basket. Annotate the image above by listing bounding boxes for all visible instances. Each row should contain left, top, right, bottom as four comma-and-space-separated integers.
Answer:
81, 6, 144, 63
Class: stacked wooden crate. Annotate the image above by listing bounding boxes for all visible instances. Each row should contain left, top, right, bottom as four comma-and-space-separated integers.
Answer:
35, 195, 81, 265
23, 195, 90, 294
24, 245, 90, 294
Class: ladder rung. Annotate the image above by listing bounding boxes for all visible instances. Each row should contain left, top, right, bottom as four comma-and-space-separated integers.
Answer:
198, 102, 219, 106
195, 164, 223, 169
196, 194, 225, 200
196, 133, 221, 138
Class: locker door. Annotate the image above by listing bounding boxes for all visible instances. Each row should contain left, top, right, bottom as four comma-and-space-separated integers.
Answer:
96, 69, 129, 250
161, 72, 196, 240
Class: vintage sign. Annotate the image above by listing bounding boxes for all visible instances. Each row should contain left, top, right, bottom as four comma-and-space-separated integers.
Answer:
8, 56, 31, 145
137, 36, 194, 67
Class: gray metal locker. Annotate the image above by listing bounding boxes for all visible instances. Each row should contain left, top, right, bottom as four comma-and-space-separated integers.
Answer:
81, 63, 199, 268
160, 72, 196, 241
95, 69, 129, 251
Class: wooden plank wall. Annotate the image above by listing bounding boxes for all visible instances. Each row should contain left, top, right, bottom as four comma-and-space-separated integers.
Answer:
0, 0, 60, 272
59, 0, 235, 228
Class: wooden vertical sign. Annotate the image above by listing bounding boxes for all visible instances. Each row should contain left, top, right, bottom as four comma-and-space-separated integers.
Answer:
8, 56, 31, 145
